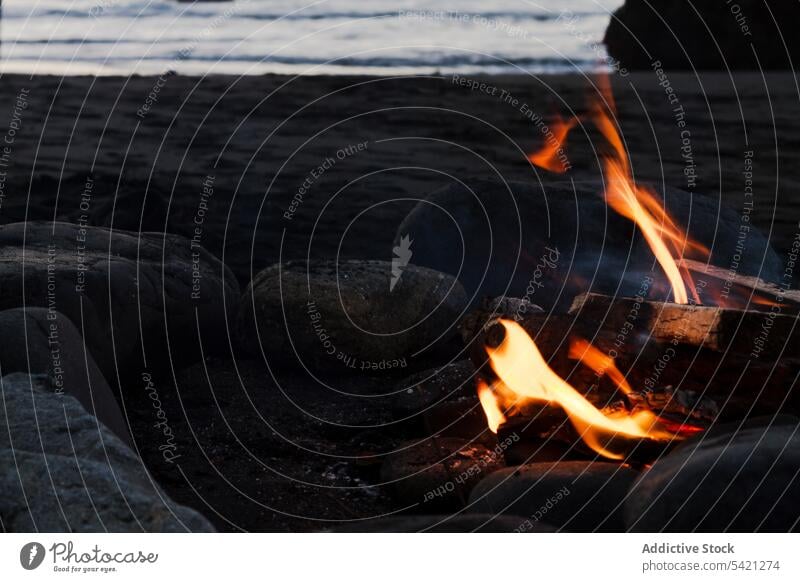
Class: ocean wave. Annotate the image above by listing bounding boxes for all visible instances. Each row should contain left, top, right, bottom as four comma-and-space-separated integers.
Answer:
8, 50, 600, 70
3, 4, 608, 23
0, 0, 620, 75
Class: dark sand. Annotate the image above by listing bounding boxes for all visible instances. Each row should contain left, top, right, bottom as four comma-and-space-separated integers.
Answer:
1, 72, 798, 283
2, 72, 799, 531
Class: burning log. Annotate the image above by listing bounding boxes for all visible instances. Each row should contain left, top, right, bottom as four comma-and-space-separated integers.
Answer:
468, 311, 620, 397
459, 295, 543, 345
472, 319, 699, 462
681, 258, 800, 312
462, 72, 800, 467
464, 294, 800, 464
468, 302, 800, 425
569, 292, 800, 356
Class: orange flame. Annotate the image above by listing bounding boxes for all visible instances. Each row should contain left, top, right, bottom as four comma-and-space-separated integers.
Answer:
568, 338, 633, 395
527, 77, 710, 304
604, 161, 694, 304
566, 338, 705, 438
485, 320, 680, 460
477, 380, 506, 434
528, 115, 577, 173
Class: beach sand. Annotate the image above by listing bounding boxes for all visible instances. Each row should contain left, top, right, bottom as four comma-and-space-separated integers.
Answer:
1, 72, 798, 283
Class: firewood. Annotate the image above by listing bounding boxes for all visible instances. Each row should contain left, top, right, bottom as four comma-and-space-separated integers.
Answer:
467, 309, 800, 420
569, 292, 800, 355
682, 258, 800, 312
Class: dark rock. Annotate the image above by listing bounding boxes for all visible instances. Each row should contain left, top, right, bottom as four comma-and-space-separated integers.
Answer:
381, 438, 504, 510
392, 360, 486, 438
468, 461, 640, 531
625, 416, 800, 532
332, 513, 553, 532
237, 260, 467, 372
0, 221, 240, 376
499, 438, 586, 467
0, 307, 131, 446
604, 0, 800, 71
397, 179, 781, 311
0, 373, 213, 532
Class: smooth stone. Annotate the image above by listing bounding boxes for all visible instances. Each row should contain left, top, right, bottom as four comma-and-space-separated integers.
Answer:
0, 373, 213, 532
396, 178, 781, 311
0, 221, 240, 376
0, 307, 131, 446
468, 461, 640, 532
237, 260, 467, 372
381, 438, 504, 510
625, 416, 800, 532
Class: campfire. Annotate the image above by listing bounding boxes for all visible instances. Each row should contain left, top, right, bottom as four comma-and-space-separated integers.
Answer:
480, 320, 684, 460
474, 76, 798, 463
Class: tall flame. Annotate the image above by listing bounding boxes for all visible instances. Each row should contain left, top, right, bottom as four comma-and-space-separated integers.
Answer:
604, 160, 693, 304
485, 320, 679, 460
527, 76, 709, 304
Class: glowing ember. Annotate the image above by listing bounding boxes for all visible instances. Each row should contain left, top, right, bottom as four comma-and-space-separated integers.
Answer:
485, 320, 682, 460
477, 379, 506, 433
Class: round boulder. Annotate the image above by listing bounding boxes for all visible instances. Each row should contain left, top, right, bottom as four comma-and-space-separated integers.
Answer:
0, 373, 213, 532
238, 260, 467, 372
468, 461, 640, 532
604, 0, 800, 71
0, 221, 240, 376
0, 307, 131, 446
625, 416, 800, 532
